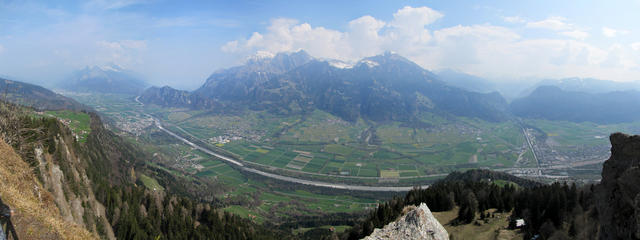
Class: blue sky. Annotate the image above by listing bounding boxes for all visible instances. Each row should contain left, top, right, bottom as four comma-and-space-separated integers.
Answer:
1, 0, 639, 89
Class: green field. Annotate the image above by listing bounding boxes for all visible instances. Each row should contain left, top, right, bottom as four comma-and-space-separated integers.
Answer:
139, 174, 165, 191
524, 119, 636, 149
45, 110, 91, 142
125, 102, 533, 183
68, 93, 631, 225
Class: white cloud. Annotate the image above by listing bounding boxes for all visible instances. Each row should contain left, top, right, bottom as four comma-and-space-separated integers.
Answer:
390, 6, 443, 29
221, 6, 443, 61
222, 6, 640, 82
526, 16, 572, 31
503, 16, 525, 23
346, 16, 386, 57
602, 27, 630, 38
96, 40, 147, 66
631, 42, 640, 51
561, 30, 589, 40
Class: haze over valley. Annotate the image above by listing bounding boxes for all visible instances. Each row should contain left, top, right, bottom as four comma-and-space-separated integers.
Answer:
1, 1, 640, 239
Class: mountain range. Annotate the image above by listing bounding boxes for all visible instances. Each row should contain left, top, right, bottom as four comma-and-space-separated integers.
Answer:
62, 65, 148, 95
140, 50, 509, 122
510, 86, 640, 124
0, 78, 86, 111
520, 77, 640, 96
435, 69, 497, 94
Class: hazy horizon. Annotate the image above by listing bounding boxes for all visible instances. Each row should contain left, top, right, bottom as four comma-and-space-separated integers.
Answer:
1, 0, 640, 90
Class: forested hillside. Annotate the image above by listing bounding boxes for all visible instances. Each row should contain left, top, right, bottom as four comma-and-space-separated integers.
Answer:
342, 169, 600, 240
0, 100, 284, 239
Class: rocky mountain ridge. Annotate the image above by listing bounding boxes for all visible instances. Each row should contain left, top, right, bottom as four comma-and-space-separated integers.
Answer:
63, 64, 148, 95
510, 86, 640, 124
140, 51, 509, 122
0, 78, 87, 111
363, 203, 448, 240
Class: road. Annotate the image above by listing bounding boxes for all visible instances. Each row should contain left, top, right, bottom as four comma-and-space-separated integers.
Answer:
522, 127, 542, 176
136, 96, 428, 192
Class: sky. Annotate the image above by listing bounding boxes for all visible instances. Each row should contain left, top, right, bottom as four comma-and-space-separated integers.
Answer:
1, 0, 640, 90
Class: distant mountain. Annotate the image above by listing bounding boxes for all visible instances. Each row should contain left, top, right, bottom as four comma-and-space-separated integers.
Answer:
510, 85, 640, 124
436, 69, 497, 93
0, 78, 86, 111
519, 77, 640, 97
63, 65, 148, 95
143, 51, 509, 122
139, 85, 216, 109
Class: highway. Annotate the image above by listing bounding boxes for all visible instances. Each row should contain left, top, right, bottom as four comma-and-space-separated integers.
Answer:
137, 96, 428, 192
522, 127, 542, 176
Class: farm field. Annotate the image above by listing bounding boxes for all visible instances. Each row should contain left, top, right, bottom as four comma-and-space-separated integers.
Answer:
69, 93, 630, 223
44, 110, 91, 142
153, 106, 529, 183
67, 93, 382, 222
72, 93, 534, 183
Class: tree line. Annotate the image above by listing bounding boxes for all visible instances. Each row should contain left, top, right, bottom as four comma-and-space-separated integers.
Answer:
340, 169, 599, 240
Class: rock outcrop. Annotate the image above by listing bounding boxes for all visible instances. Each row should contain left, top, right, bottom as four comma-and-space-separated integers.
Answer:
363, 203, 448, 240
596, 133, 640, 239
0, 138, 96, 240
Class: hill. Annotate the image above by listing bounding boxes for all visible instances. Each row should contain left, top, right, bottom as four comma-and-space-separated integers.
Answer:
141, 51, 509, 122
521, 77, 640, 96
0, 100, 285, 239
0, 78, 86, 111
0, 135, 96, 240
510, 86, 640, 124
436, 69, 497, 94
63, 65, 148, 95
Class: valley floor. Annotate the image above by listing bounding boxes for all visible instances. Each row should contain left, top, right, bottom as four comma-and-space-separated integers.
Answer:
64, 92, 627, 226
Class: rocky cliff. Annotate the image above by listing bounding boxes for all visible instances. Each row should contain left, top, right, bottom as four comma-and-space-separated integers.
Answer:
0, 102, 116, 239
596, 133, 640, 239
0, 137, 96, 240
363, 203, 448, 240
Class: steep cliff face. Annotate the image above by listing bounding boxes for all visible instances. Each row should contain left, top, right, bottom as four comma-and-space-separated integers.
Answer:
0, 138, 96, 240
596, 133, 640, 240
363, 203, 448, 240
0, 103, 116, 239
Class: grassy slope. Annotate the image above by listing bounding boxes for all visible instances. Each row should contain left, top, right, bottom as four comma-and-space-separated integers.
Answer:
0, 139, 96, 240
432, 207, 522, 240
45, 110, 91, 143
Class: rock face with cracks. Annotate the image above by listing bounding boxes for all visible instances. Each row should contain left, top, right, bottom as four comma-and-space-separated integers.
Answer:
363, 203, 448, 240
596, 133, 640, 240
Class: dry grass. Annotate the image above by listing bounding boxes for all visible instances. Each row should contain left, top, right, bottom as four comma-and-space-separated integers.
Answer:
432, 207, 522, 240
0, 139, 97, 240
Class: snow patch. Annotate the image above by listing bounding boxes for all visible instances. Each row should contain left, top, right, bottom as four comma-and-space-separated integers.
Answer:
328, 60, 354, 69
246, 51, 275, 63
359, 60, 379, 68
100, 65, 121, 72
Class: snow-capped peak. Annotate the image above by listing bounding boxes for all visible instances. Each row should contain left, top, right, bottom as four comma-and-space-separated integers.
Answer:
359, 59, 379, 68
246, 51, 275, 63
327, 60, 354, 69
